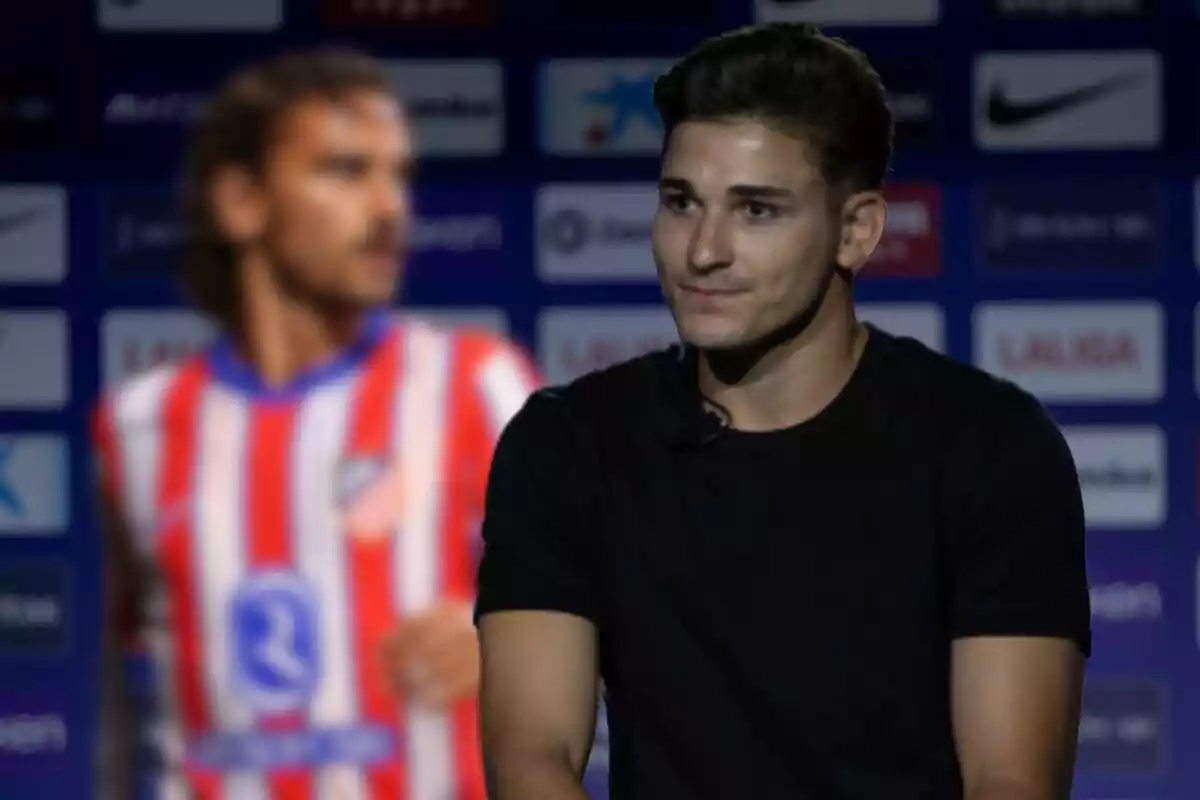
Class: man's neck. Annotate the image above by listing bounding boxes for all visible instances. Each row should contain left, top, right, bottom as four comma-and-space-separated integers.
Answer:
237, 259, 369, 388
697, 304, 866, 433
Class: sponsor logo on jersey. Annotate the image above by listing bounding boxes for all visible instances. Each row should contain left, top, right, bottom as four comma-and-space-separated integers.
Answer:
973, 302, 1163, 402
101, 309, 215, 388
539, 60, 671, 156
384, 61, 503, 156
97, 0, 282, 31
753, 0, 939, 24
0, 70, 61, 152
0, 311, 69, 409
319, 0, 494, 25
977, 178, 1159, 271
865, 184, 941, 275
193, 570, 396, 770
1063, 427, 1165, 529
1077, 681, 1164, 774
988, 0, 1151, 17
537, 307, 678, 384
0, 185, 66, 284
974, 52, 1161, 150
0, 560, 69, 655
536, 184, 658, 281
0, 436, 69, 536
855, 304, 944, 352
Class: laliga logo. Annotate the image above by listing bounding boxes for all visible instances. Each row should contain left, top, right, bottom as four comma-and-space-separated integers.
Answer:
121, 339, 207, 378
997, 330, 1138, 371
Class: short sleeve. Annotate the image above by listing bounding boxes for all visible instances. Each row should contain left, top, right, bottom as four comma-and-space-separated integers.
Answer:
474, 390, 600, 624
942, 391, 1091, 656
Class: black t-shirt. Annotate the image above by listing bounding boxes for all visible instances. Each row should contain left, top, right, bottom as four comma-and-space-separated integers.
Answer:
476, 327, 1090, 800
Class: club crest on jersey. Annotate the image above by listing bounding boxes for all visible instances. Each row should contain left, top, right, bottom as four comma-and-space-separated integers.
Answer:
336, 456, 404, 540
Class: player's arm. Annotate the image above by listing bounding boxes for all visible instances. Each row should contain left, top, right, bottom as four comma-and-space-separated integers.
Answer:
943, 395, 1088, 800
92, 409, 141, 800
476, 391, 599, 800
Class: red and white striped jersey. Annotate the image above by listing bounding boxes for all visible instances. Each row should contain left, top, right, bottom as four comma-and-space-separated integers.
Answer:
91, 314, 539, 800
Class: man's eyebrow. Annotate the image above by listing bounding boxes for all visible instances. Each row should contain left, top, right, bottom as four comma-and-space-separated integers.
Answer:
657, 178, 796, 200
727, 184, 796, 200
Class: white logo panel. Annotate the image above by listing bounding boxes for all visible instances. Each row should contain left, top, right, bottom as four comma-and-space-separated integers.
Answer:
1063, 426, 1165, 530
385, 61, 503, 156
0, 186, 66, 285
973, 302, 1162, 402
0, 311, 68, 409
755, 0, 939, 24
856, 303, 944, 352
536, 184, 658, 281
974, 51, 1161, 150
537, 307, 678, 384
102, 310, 216, 389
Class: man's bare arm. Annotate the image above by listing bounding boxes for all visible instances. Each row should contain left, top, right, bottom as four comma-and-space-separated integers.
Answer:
479, 610, 599, 800
95, 496, 139, 800
951, 637, 1084, 800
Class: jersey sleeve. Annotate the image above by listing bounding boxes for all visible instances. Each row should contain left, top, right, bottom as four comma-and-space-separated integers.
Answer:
459, 334, 542, 545
474, 389, 600, 624
941, 391, 1091, 656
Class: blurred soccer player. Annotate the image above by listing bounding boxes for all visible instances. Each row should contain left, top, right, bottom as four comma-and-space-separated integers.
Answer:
91, 49, 538, 800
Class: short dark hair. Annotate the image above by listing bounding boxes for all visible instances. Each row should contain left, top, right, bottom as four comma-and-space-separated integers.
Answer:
179, 47, 392, 330
653, 23, 893, 196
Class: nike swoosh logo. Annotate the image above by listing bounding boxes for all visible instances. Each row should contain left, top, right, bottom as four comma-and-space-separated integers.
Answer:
0, 207, 44, 236
986, 72, 1142, 127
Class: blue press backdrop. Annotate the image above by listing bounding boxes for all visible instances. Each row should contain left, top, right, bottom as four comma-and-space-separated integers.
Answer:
0, 1, 1195, 798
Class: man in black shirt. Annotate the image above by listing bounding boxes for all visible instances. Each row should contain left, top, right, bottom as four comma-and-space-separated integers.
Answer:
475, 23, 1089, 800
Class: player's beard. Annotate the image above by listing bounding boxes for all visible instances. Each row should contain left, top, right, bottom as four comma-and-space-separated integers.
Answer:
701, 259, 847, 385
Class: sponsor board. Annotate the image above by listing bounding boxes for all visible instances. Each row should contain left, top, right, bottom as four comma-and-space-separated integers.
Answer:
977, 178, 1159, 271
97, 0, 282, 30
536, 184, 657, 281
0, 436, 69, 536
385, 61, 503, 156
872, 58, 939, 148
866, 184, 941, 275
0, 70, 61, 153
101, 310, 216, 389
754, 0, 940, 24
539, 60, 672, 156
319, 0, 494, 25
972, 302, 1162, 402
988, 0, 1152, 17
102, 185, 179, 276
0, 185, 66, 284
974, 52, 1161, 151
1064, 427, 1165, 529
1088, 558, 1162, 651
405, 187, 506, 275
537, 307, 677, 384
0, 311, 69, 409
856, 304, 944, 352
1194, 179, 1200, 270
0, 561, 69, 657
1077, 681, 1165, 774
0, 693, 69, 775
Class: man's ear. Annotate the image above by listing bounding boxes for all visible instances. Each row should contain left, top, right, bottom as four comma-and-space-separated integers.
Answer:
208, 165, 267, 245
835, 190, 887, 276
